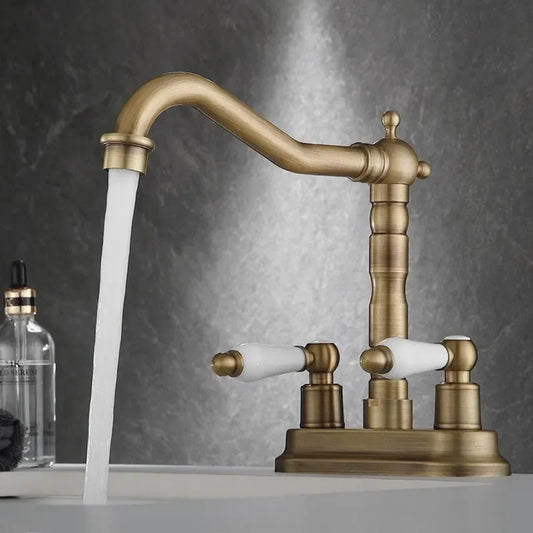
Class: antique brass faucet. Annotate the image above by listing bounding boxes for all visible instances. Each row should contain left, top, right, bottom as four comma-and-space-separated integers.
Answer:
102, 72, 510, 477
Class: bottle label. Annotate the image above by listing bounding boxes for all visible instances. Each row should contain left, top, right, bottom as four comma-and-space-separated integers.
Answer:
0, 364, 37, 380
0, 361, 55, 465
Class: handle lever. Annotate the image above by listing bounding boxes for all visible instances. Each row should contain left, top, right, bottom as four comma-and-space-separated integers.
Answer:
360, 337, 453, 379
211, 343, 307, 382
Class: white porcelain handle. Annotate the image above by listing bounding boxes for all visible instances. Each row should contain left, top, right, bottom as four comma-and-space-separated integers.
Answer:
232, 343, 306, 382
377, 337, 450, 379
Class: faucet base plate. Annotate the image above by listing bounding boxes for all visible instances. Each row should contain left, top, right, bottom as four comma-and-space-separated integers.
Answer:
275, 428, 510, 477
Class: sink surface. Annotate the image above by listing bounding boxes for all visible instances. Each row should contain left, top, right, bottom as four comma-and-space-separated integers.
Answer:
0, 463, 487, 501
0, 465, 529, 533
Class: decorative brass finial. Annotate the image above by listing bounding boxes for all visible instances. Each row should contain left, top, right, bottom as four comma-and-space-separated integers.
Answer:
211, 350, 243, 377
359, 346, 393, 374
381, 110, 401, 139
417, 160, 431, 179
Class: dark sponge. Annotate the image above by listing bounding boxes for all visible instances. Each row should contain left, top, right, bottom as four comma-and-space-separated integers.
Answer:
0, 408, 24, 471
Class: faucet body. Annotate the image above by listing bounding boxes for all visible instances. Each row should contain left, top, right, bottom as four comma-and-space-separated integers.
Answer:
103, 72, 509, 477
102, 73, 428, 183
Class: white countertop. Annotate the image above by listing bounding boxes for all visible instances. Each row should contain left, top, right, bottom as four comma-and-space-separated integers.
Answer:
0, 465, 530, 533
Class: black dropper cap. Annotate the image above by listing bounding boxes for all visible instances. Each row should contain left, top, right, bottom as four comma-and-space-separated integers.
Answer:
4, 260, 35, 315
10, 260, 27, 289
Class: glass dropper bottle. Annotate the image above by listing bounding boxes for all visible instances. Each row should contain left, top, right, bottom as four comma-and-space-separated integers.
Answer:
0, 260, 55, 467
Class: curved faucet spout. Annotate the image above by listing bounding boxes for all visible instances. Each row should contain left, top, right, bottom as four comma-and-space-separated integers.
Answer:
113, 73, 364, 177
101, 72, 429, 183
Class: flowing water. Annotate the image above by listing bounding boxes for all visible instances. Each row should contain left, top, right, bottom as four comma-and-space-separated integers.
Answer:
83, 168, 140, 504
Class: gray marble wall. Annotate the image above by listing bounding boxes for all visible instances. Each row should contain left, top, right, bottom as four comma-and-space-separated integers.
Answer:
1, 0, 532, 472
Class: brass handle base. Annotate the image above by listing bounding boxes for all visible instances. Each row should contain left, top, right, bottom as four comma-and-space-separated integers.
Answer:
275, 428, 511, 477
301, 384, 344, 429
363, 377, 412, 430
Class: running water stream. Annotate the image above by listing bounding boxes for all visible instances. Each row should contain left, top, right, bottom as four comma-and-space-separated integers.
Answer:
83, 168, 140, 504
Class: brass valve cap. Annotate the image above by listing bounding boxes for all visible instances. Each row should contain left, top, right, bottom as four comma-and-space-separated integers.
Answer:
303, 342, 339, 373
442, 337, 477, 372
376, 110, 431, 184
442, 336, 477, 384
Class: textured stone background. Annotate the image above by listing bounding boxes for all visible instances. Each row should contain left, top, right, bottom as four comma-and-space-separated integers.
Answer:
0, 0, 531, 471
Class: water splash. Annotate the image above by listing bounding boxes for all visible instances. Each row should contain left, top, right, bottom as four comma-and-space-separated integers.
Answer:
83, 169, 139, 504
